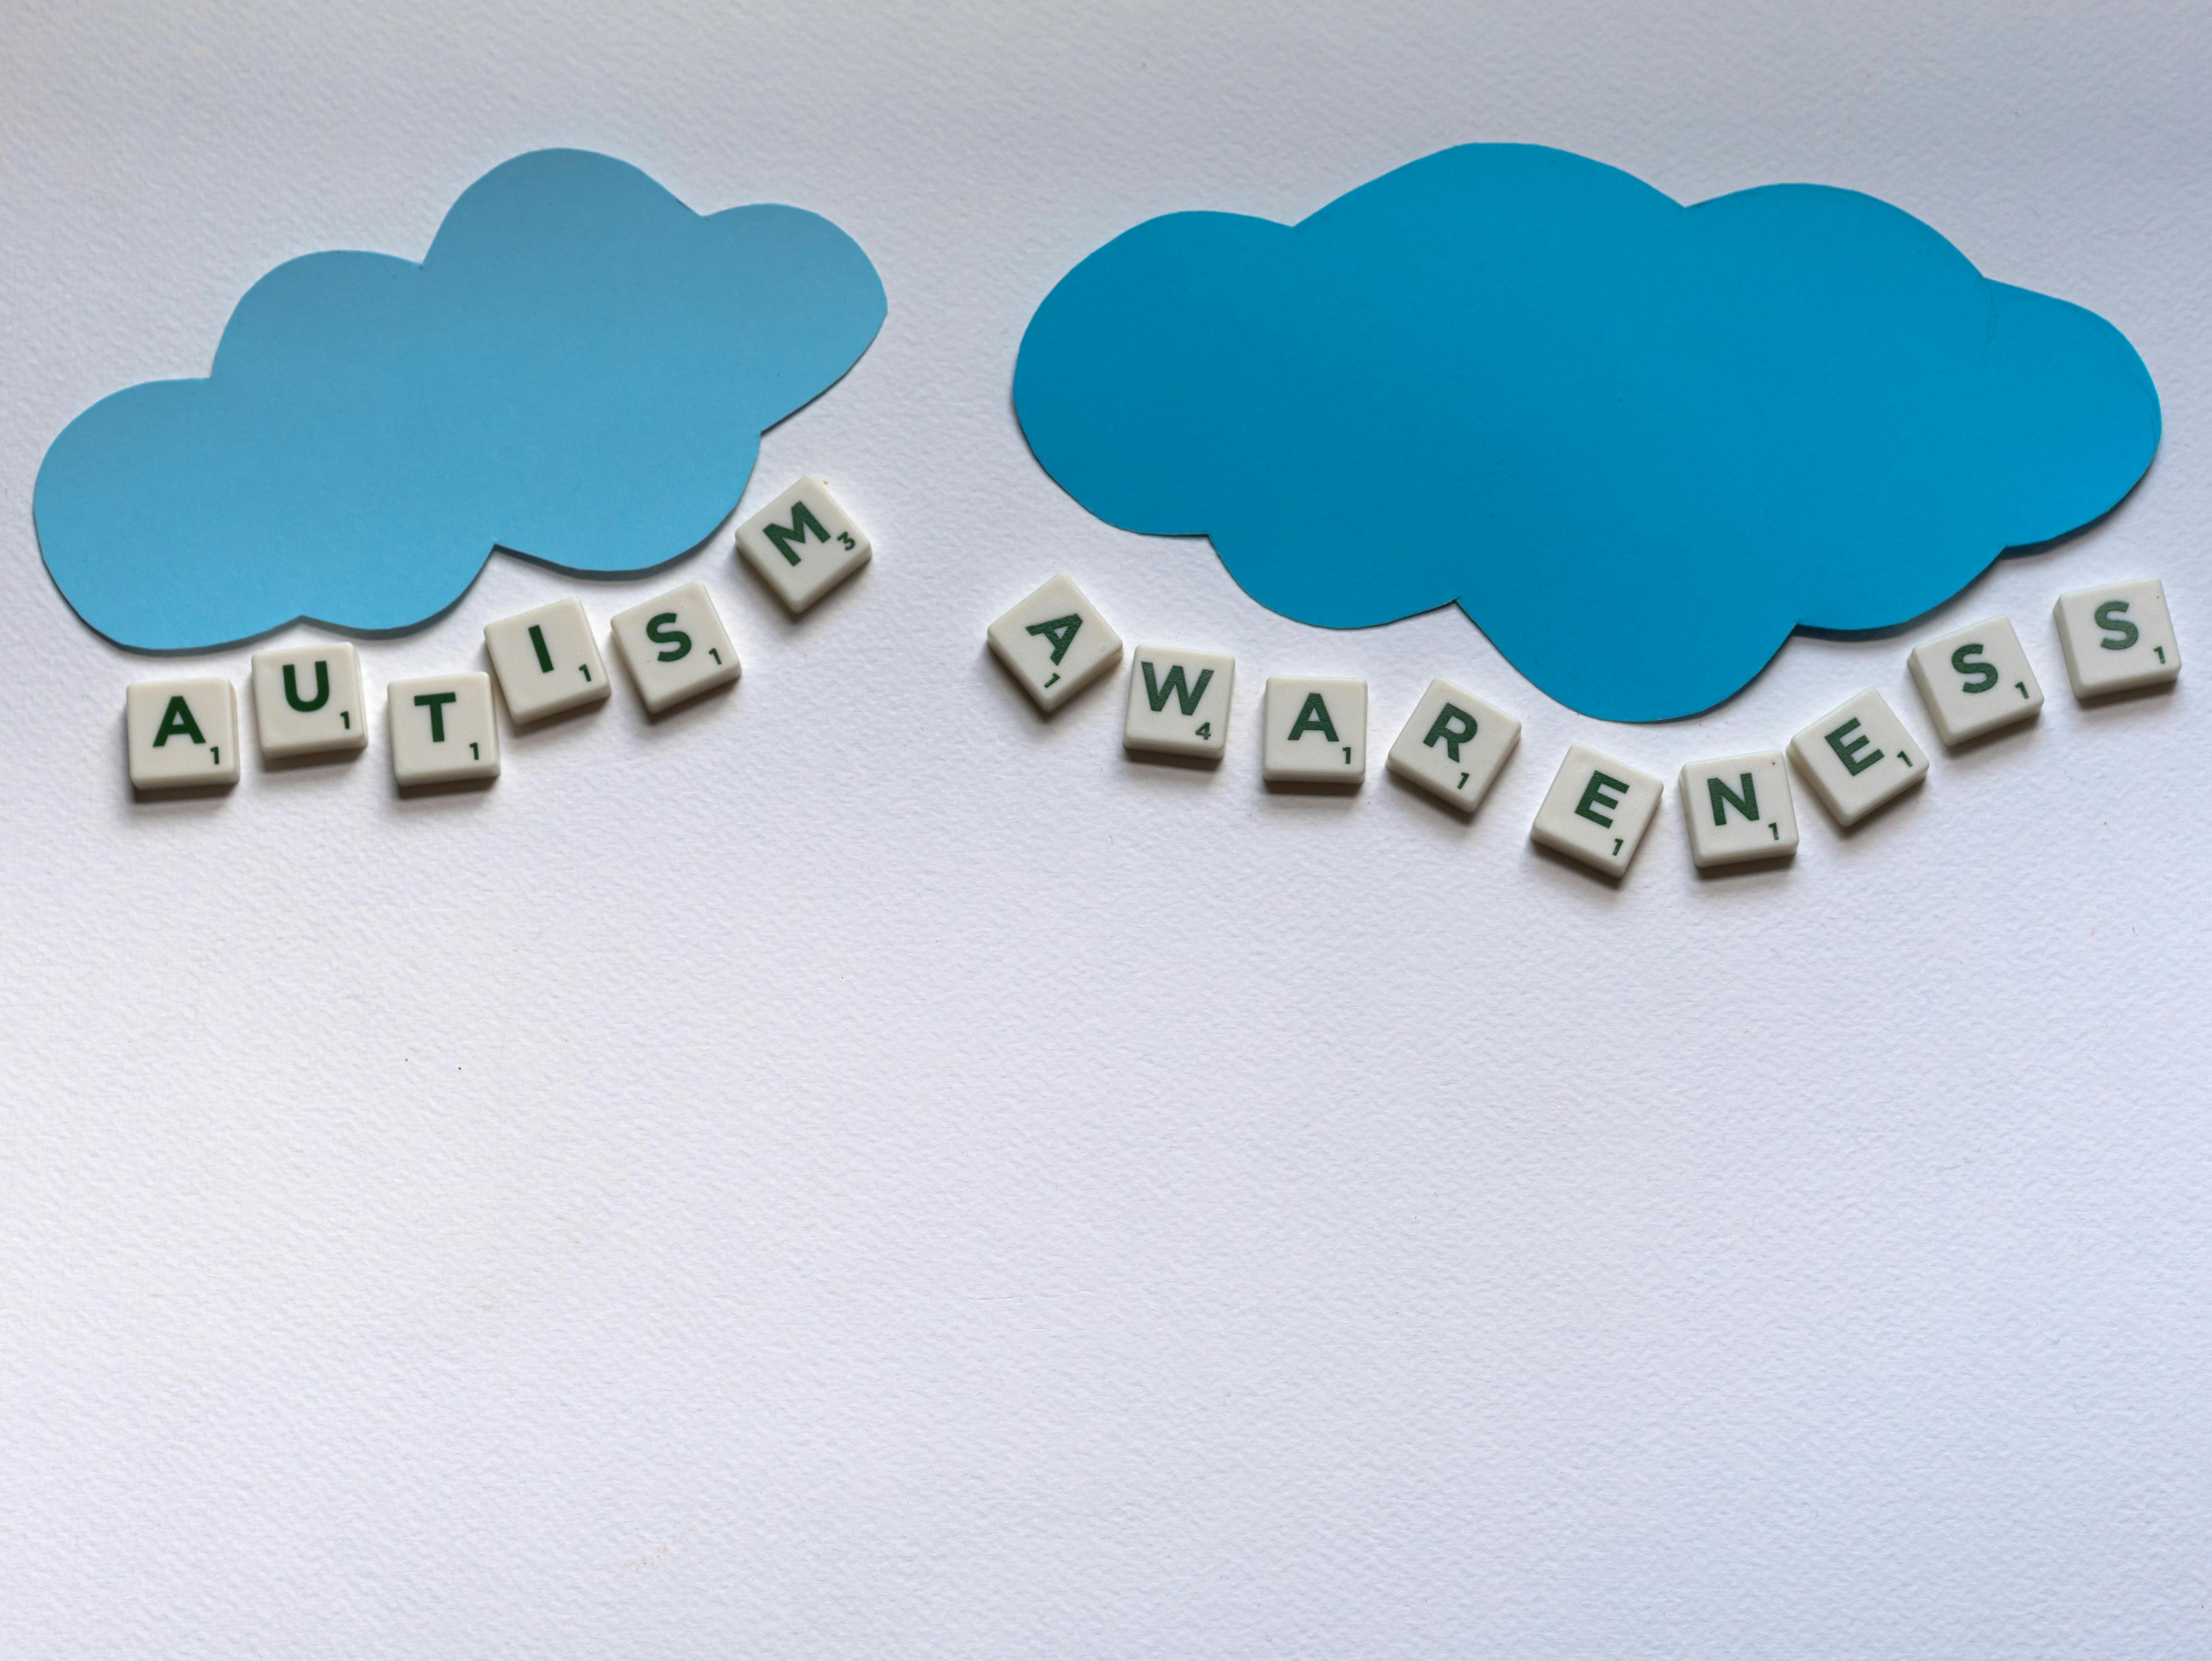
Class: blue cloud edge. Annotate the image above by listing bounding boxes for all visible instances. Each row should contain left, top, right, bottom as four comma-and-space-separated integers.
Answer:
35, 149, 887, 652
1012, 143, 2160, 721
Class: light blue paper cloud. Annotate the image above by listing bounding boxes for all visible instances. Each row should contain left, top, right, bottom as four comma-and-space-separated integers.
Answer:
37, 149, 886, 650
1014, 145, 2159, 720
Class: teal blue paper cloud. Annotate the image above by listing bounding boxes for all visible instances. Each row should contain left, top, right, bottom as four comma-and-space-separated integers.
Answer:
1013, 145, 2159, 720
36, 149, 886, 651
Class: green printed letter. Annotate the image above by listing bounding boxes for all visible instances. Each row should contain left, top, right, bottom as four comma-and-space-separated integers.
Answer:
1708, 771, 1758, 825
1287, 692, 1339, 742
1025, 614, 1082, 665
1575, 770, 1629, 828
1825, 717, 1883, 776
1949, 642, 1998, 694
1422, 702, 1478, 762
646, 613, 691, 662
2095, 600, 2139, 651
283, 660, 330, 712
1142, 661, 1213, 716
151, 696, 205, 748
413, 690, 458, 742
764, 501, 830, 567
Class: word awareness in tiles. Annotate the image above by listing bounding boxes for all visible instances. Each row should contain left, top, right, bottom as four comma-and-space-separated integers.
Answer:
115, 539, 2183, 891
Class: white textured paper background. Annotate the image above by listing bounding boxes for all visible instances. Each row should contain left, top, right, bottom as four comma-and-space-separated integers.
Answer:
3, 2, 2208, 1654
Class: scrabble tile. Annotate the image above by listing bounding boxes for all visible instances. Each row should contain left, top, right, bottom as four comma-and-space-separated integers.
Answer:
1788, 689, 1927, 826
1124, 645, 1234, 759
610, 581, 742, 713
986, 575, 1122, 712
1262, 677, 1366, 783
485, 598, 611, 724
1907, 616, 2042, 745
2053, 578, 2181, 698
734, 475, 873, 613
126, 677, 239, 790
388, 672, 500, 786
1384, 678, 1520, 812
1679, 751, 1797, 868
250, 643, 367, 760
1530, 744, 1660, 876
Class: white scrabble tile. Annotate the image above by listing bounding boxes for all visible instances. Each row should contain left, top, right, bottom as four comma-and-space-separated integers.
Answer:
1679, 751, 1797, 868
734, 475, 873, 613
1530, 744, 1661, 876
1384, 678, 1520, 812
1789, 689, 1928, 826
1262, 677, 1366, 783
388, 672, 500, 786
250, 643, 367, 760
986, 575, 1122, 712
1123, 645, 1234, 759
485, 598, 611, 724
126, 677, 239, 789
610, 581, 742, 713
1907, 616, 2043, 745
2053, 578, 2181, 698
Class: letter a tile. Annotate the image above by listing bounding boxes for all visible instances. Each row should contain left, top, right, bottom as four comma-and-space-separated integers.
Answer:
127, 677, 240, 790
987, 575, 1122, 712
1262, 677, 1366, 783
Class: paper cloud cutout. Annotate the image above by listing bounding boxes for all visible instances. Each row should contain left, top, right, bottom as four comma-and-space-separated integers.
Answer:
1014, 145, 2159, 720
36, 149, 886, 650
